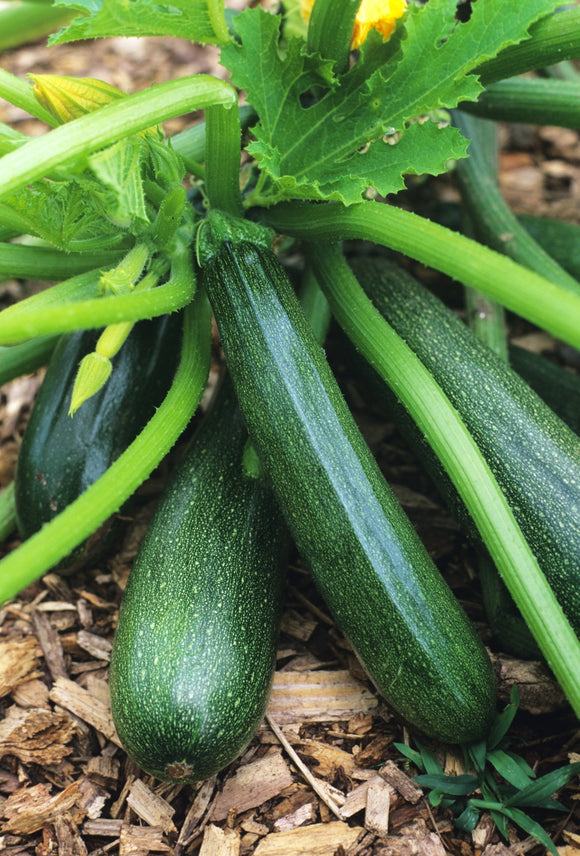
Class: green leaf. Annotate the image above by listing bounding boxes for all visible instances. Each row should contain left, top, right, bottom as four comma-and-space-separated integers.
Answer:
428, 789, 446, 807
393, 743, 425, 771
501, 807, 559, 856
416, 742, 445, 776
466, 739, 488, 776
1, 179, 122, 251
0, 122, 28, 157
87, 137, 149, 232
143, 136, 186, 190
486, 749, 534, 792
50, 0, 229, 45
487, 684, 520, 750
490, 808, 510, 840
413, 774, 479, 796
504, 761, 580, 809
222, 0, 564, 205
454, 803, 481, 832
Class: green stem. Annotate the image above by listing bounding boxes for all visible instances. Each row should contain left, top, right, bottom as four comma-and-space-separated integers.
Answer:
0, 291, 212, 605
0, 336, 58, 387
0, 252, 195, 344
455, 116, 508, 359
0, 243, 123, 282
204, 103, 243, 217
0, 483, 16, 544
0, 3, 73, 51
1, 269, 102, 319
476, 7, 580, 85
544, 60, 580, 82
299, 265, 332, 346
464, 289, 508, 363
453, 110, 580, 295
0, 68, 56, 126
0, 75, 237, 201
99, 243, 150, 295
518, 214, 580, 281
170, 104, 256, 174
461, 77, 580, 130
307, 0, 358, 72
264, 200, 580, 351
455, 115, 533, 654
307, 243, 580, 718
0, 122, 29, 157
206, 0, 230, 44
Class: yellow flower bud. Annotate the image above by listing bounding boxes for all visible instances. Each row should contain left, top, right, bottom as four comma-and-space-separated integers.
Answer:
69, 352, 112, 416
28, 74, 125, 125
300, 0, 407, 51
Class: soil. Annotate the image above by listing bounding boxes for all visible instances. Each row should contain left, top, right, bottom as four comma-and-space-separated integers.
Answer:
1, 10, 580, 856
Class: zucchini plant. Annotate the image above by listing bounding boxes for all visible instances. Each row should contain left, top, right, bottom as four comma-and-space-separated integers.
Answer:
1, 0, 580, 816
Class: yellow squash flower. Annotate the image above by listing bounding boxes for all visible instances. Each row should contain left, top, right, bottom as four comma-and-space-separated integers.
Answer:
28, 74, 125, 124
300, 0, 407, 50
351, 0, 407, 49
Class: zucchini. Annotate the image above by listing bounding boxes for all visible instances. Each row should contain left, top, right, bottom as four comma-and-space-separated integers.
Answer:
509, 344, 580, 437
15, 314, 179, 569
518, 213, 580, 282
341, 329, 539, 658
199, 212, 496, 745
351, 256, 580, 639
109, 373, 286, 783
0, 336, 59, 388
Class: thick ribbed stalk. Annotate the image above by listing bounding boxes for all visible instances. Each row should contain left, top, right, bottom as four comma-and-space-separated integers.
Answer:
0, 3, 73, 51
307, 0, 359, 72
0, 76, 237, 201
476, 7, 580, 85
171, 105, 255, 178
0, 244, 123, 282
205, 103, 243, 217
0, 336, 58, 387
0, 483, 16, 543
0, 68, 55, 126
307, 242, 580, 718
0, 292, 212, 605
455, 115, 508, 360
0, 253, 195, 344
462, 77, 580, 130
453, 110, 580, 295
265, 200, 580, 350
299, 265, 332, 345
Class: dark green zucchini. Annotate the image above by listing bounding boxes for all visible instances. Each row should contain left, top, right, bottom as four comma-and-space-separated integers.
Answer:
351, 256, 580, 640
0, 335, 59, 388
509, 344, 580, 437
109, 373, 287, 783
342, 331, 541, 658
15, 314, 180, 569
199, 212, 496, 745
518, 214, 580, 282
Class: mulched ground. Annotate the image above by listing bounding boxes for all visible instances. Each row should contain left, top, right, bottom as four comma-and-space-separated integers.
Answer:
1, 13, 580, 856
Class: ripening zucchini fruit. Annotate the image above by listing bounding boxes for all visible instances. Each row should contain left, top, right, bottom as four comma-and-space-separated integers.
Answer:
14, 314, 180, 570
198, 211, 497, 745
508, 344, 580, 438
350, 255, 580, 641
109, 373, 287, 782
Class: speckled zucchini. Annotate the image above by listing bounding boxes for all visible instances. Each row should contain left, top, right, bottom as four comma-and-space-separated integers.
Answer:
198, 211, 496, 746
509, 344, 580, 437
109, 373, 287, 783
351, 256, 580, 638
14, 315, 180, 570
